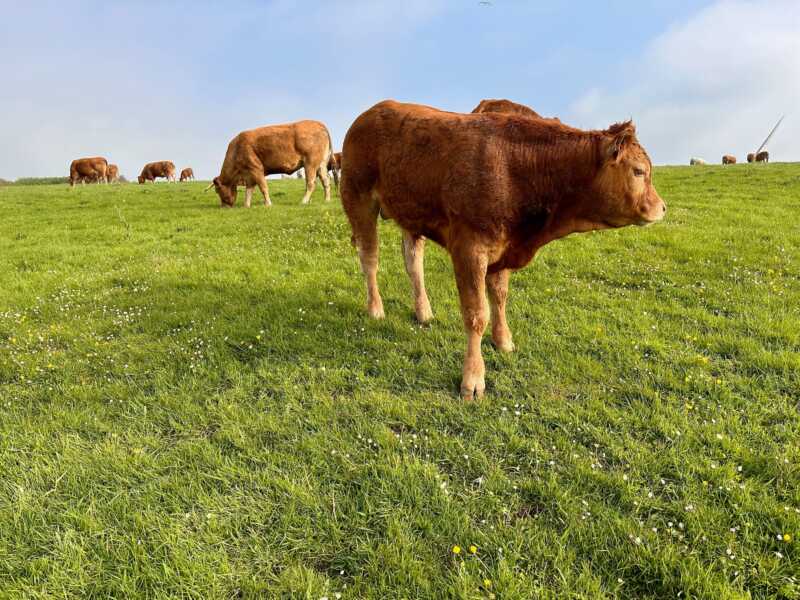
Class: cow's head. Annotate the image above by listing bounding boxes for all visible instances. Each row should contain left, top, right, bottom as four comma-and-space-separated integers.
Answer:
137, 175, 145, 184
588, 121, 666, 228
209, 176, 236, 207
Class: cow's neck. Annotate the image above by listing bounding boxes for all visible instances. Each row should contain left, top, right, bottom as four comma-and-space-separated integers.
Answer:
507, 132, 605, 256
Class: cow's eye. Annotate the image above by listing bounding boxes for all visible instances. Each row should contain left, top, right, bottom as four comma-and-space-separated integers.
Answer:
633, 167, 646, 177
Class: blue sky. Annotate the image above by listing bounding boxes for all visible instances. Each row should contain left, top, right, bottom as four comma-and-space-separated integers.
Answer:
1, 0, 797, 179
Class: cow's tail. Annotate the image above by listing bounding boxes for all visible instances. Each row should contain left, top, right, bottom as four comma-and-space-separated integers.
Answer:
326, 130, 339, 191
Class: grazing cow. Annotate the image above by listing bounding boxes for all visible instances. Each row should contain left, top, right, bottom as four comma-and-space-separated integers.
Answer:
341, 100, 666, 400
206, 120, 335, 207
138, 161, 176, 183
179, 167, 195, 182
747, 153, 755, 163
755, 151, 769, 163
69, 157, 108, 186
689, 157, 706, 165
106, 164, 120, 183
722, 155, 736, 165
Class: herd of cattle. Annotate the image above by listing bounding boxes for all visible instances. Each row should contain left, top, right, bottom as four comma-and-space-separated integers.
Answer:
68, 158, 195, 186
691, 150, 769, 166
68, 97, 671, 399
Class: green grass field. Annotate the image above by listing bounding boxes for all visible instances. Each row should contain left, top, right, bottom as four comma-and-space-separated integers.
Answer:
1, 165, 798, 599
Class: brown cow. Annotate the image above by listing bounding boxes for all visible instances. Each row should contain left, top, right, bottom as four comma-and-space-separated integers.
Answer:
472, 98, 561, 123
755, 151, 769, 163
473, 98, 542, 118
722, 155, 736, 165
70, 157, 108, 186
206, 120, 334, 207
138, 161, 176, 183
179, 167, 195, 182
106, 164, 120, 183
747, 153, 755, 163
341, 100, 666, 400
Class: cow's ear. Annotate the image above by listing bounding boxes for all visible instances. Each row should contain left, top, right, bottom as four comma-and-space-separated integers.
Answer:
604, 121, 636, 163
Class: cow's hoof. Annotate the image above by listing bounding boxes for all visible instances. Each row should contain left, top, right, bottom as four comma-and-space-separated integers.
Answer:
415, 305, 434, 324
460, 363, 485, 401
493, 339, 515, 353
460, 380, 485, 402
367, 301, 385, 319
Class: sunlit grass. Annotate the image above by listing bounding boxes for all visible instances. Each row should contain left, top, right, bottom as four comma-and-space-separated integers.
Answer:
0, 165, 798, 598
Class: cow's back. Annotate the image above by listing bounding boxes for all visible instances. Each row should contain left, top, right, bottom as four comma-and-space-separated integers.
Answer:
235, 120, 330, 175
343, 101, 527, 242
71, 156, 107, 176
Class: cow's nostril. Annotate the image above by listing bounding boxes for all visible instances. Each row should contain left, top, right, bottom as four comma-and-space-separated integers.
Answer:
662, 204, 667, 214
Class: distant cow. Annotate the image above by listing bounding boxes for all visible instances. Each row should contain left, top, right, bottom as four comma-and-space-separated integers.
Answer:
747, 153, 755, 163
106, 164, 120, 183
755, 151, 769, 163
472, 98, 562, 124
327, 151, 341, 189
341, 100, 666, 400
206, 120, 335, 207
138, 161, 176, 183
70, 157, 108, 186
722, 155, 736, 165
179, 167, 195, 182
690, 157, 706, 165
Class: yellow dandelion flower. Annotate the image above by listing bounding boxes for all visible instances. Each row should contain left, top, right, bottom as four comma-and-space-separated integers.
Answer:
452, 545, 461, 555
469, 545, 478, 554
783, 533, 792, 542
483, 578, 492, 588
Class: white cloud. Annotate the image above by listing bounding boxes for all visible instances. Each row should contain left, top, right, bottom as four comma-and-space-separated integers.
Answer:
568, 0, 800, 165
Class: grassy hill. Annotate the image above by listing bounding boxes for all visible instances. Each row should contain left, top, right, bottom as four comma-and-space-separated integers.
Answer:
0, 165, 798, 598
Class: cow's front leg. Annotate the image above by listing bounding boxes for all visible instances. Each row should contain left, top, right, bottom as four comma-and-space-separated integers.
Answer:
402, 231, 433, 323
244, 186, 254, 208
453, 245, 489, 401
486, 268, 514, 352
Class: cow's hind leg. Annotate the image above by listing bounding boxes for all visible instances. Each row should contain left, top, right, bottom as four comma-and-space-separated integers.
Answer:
256, 175, 271, 206
402, 231, 433, 323
317, 162, 332, 202
301, 166, 317, 204
452, 243, 489, 400
344, 192, 384, 319
486, 269, 514, 352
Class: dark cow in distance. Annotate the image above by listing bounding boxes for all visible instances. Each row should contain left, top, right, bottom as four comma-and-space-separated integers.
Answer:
472, 98, 561, 123
747, 153, 755, 163
755, 151, 769, 163
179, 167, 195, 182
70, 157, 108, 186
341, 100, 666, 400
206, 120, 335, 207
138, 161, 176, 183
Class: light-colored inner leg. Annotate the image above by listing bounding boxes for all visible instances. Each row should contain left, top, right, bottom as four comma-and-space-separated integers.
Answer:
301, 166, 317, 204
357, 243, 384, 319
258, 176, 271, 206
244, 186, 253, 208
402, 231, 433, 323
453, 248, 489, 400
486, 269, 514, 352
318, 161, 331, 202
